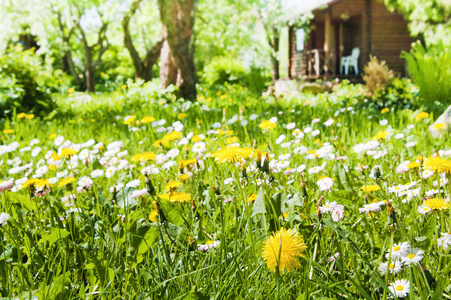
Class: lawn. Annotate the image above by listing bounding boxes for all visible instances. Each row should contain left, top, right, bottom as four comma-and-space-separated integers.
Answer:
0, 84, 450, 299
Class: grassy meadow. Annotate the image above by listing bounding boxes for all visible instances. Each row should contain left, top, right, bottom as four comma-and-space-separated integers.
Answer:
0, 84, 451, 299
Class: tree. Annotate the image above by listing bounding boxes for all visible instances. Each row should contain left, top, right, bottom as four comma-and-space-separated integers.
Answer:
123, 0, 164, 82
157, 0, 198, 101
383, 0, 451, 45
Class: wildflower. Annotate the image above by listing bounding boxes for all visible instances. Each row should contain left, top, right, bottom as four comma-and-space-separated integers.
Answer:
437, 233, 451, 251
324, 119, 334, 126
59, 177, 76, 188
361, 185, 381, 192
132, 152, 156, 162
149, 210, 158, 222
317, 177, 334, 191
166, 180, 182, 190
369, 165, 383, 179
59, 148, 78, 159
0, 179, 14, 192
415, 112, 429, 120
387, 242, 410, 259
198, 240, 220, 251
401, 248, 424, 265
380, 119, 388, 126
378, 260, 404, 274
381, 108, 389, 114
262, 228, 307, 273
211, 146, 253, 164
424, 156, 451, 174
373, 131, 389, 140
248, 193, 257, 203
159, 192, 191, 203
3, 129, 13, 134
126, 179, 141, 188
141, 116, 155, 124
359, 202, 382, 214
394, 133, 404, 139
259, 120, 276, 130
434, 123, 447, 130
389, 279, 410, 298
132, 188, 147, 198
124, 115, 136, 125
423, 198, 449, 211
0, 212, 10, 226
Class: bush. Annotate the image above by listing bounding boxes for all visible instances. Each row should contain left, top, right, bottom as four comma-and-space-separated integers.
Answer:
363, 55, 394, 95
0, 46, 56, 118
203, 57, 271, 93
401, 41, 451, 105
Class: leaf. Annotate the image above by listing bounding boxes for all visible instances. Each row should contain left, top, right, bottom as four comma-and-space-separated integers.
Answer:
329, 190, 355, 205
251, 187, 265, 217
333, 162, 353, 192
419, 216, 435, 240
38, 227, 70, 247
116, 187, 139, 209
158, 198, 184, 226
9, 193, 37, 211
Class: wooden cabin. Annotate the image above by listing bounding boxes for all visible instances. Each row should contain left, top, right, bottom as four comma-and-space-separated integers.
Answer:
288, 0, 417, 80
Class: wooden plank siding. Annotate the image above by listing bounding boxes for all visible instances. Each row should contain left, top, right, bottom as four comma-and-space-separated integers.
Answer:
288, 0, 417, 79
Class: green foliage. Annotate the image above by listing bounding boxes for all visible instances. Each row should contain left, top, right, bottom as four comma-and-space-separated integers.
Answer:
0, 46, 56, 117
401, 41, 451, 107
203, 57, 271, 93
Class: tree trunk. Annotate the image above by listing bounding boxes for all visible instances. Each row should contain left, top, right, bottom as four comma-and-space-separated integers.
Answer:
271, 28, 280, 81
85, 50, 95, 93
157, 0, 198, 100
160, 38, 178, 88
65, 51, 82, 88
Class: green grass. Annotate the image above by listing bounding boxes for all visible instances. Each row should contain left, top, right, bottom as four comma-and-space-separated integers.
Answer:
0, 85, 450, 299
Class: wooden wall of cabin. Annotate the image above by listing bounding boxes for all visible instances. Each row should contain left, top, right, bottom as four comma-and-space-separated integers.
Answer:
370, 0, 416, 76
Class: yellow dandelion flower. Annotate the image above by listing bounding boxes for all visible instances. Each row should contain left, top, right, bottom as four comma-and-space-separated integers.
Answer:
153, 139, 168, 147
434, 123, 447, 130
163, 131, 182, 142
124, 116, 136, 125
68, 88, 75, 94
25, 114, 34, 119
407, 161, 420, 169
149, 210, 158, 222
132, 152, 155, 162
59, 148, 78, 159
361, 185, 381, 192
248, 194, 258, 203
373, 131, 389, 140
178, 173, 190, 181
166, 180, 182, 191
423, 156, 451, 174
226, 137, 239, 144
159, 192, 191, 203
59, 177, 76, 187
259, 120, 276, 130
48, 165, 57, 171
36, 179, 52, 188
381, 108, 389, 114
211, 146, 253, 164
424, 198, 450, 211
192, 135, 202, 142
177, 113, 188, 120
3, 129, 14, 134
17, 113, 27, 119
22, 179, 40, 188
49, 134, 57, 139
141, 116, 155, 124
415, 112, 429, 121
262, 228, 307, 273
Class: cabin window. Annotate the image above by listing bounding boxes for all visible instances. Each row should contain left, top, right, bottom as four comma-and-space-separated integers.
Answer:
296, 28, 305, 52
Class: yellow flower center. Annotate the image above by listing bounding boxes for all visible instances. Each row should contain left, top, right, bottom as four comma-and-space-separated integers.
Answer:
407, 253, 415, 259
396, 285, 404, 291
393, 246, 400, 251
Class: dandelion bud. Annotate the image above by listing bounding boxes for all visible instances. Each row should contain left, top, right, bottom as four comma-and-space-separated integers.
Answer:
156, 201, 167, 223
316, 196, 323, 220
253, 139, 258, 149
255, 150, 262, 169
145, 174, 156, 196
241, 163, 247, 179
262, 153, 270, 173
386, 202, 397, 224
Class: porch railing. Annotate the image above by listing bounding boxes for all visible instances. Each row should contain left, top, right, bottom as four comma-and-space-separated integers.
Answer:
302, 49, 336, 78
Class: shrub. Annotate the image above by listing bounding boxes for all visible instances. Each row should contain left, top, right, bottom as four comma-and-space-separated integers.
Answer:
401, 41, 451, 105
363, 55, 394, 95
0, 46, 56, 118
203, 56, 248, 87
